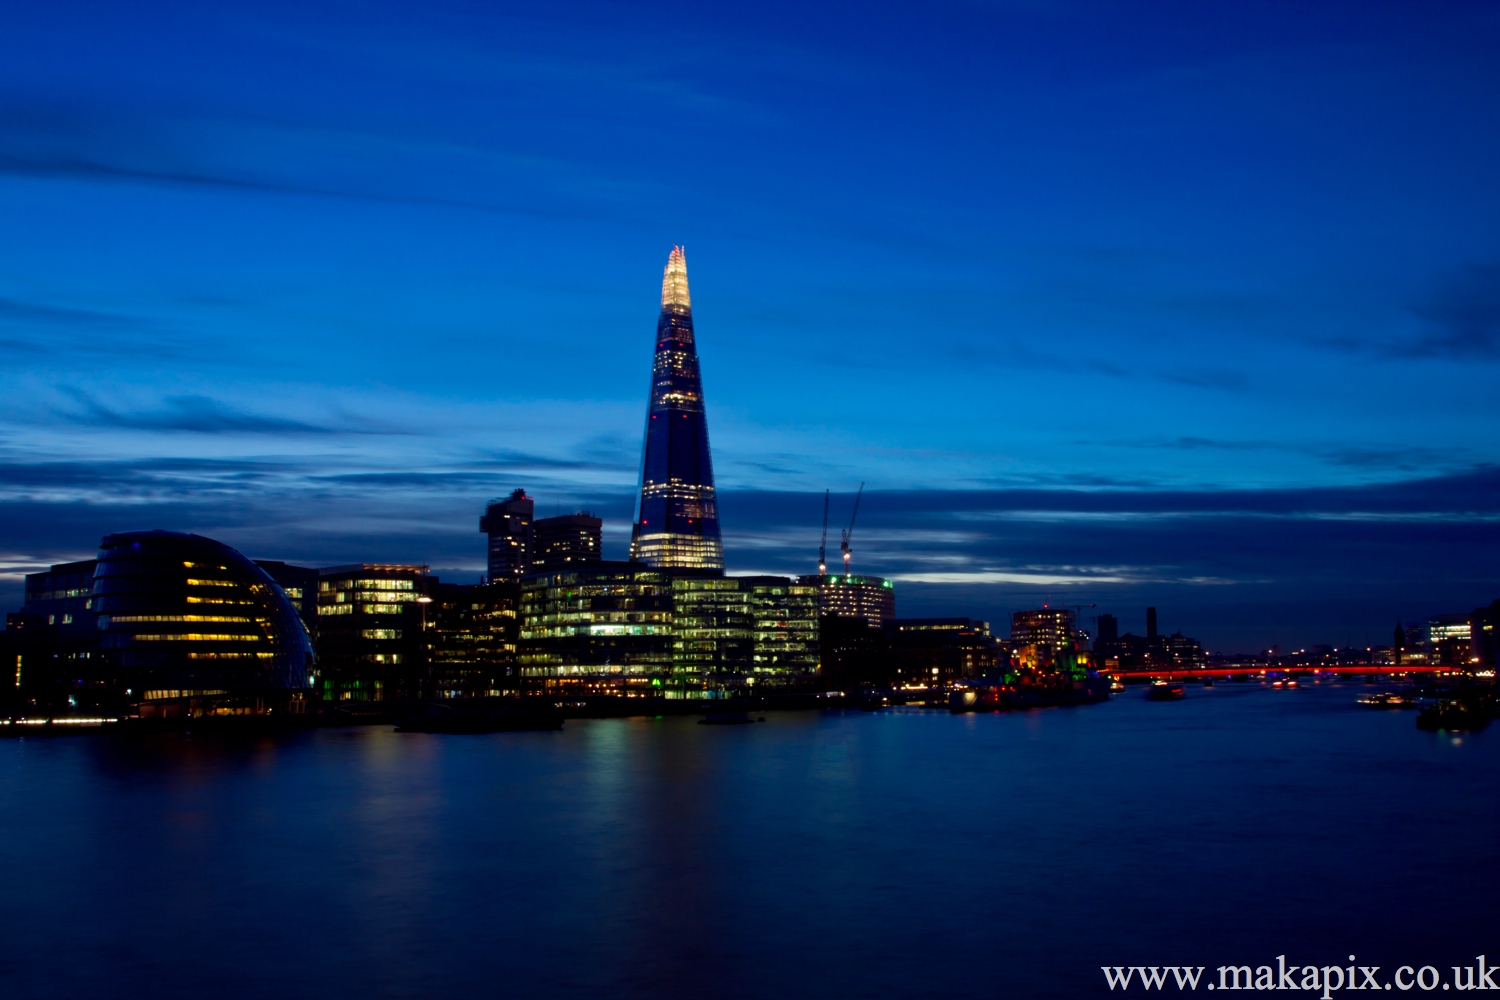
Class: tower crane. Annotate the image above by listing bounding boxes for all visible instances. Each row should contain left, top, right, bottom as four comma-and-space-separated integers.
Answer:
839, 482, 865, 576
817, 490, 830, 574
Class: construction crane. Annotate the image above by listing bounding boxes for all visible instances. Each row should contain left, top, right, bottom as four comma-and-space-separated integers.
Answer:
817, 490, 830, 574
839, 482, 865, 575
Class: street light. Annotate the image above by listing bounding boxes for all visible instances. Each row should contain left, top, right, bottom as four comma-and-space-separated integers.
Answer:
416, 595, 433, 630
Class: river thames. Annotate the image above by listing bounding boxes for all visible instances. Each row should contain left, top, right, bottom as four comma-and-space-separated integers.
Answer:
2, 681, 1496, 998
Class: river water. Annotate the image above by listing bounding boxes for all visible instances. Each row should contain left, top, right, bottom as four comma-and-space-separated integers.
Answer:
1, 681, 1496, 998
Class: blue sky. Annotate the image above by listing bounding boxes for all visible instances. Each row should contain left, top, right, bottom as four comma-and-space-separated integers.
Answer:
1, 0, 1497, 650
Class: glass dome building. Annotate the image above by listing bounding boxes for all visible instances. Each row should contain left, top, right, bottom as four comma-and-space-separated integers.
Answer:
94, 530, 314, 703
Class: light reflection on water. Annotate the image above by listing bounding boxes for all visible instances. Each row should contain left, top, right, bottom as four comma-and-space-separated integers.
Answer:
0, 682, 1495, 999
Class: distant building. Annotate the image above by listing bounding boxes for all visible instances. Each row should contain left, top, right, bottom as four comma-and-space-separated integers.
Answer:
799, 574, 895, 627
1471, 599, 1499, 668
480, 489, 534, 581
1426, 613, 1472, 666
428, 581, 519, 698
1096, 613, 1119, 645
316, 564, 433, 701
886, 618, 1002, 686
1091, 607, 1205, 672
1010, 608, 1076, 650
532, 512, 603, 570
629, 248, 725, 570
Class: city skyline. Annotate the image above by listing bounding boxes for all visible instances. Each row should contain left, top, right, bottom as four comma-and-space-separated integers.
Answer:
0, 0, 1497, 652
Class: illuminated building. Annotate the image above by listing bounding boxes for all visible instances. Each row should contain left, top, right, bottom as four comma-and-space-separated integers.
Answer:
629, 247, 724, 570
1010, 608, 1077, 650
517, 566, 819, 695
428, 581, 519, 697
799, 574, 896, 626
315, 564, 432, 701
532, 512, 603, 570
672, 573, 755, 674
518, 562, 675, 694
93, 530, 314, 713
745, 577, 820, 676
481, 489, 534, 581
1426, 613, 1472, 665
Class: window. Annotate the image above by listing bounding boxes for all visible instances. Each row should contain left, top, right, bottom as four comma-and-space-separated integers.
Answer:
361, 629, 401, 640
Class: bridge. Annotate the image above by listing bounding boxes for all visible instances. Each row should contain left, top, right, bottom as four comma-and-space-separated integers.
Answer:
1108, 664, 1451, 681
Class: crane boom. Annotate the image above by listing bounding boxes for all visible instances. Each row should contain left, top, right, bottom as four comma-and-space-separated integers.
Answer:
839, 482, 865, 574
817, 489, 830, 574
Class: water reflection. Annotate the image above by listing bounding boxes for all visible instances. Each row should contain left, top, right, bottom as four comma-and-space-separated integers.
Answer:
0, 684, 1495, 999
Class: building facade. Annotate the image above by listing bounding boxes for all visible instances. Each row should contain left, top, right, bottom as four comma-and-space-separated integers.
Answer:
481, 489, 534, 581
518, 565, 819, 695
629, 247, 724, 570
518, 562, 676, 694
315, 564, 433, 701
93, 531, 314, 714
532, 512, 603, 570
800, 574, 896, 627
428, 581, 520, 698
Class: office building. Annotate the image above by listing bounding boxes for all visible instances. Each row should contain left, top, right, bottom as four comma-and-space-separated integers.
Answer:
1096, 613, 1119, 645
481, 489, 534, 581
672, 572, 755, 674
799, 573, 896, 626
428, 581, 520, 698
629, 247, 725, 570
745, 576, 820, 676
517, 566, 819, 695
532, 512, 603, 570
316, 564, 432, 701
93, 531, 314, 713
518, 561, 676, 694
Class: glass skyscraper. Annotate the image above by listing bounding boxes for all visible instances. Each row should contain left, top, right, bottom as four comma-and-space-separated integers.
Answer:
629, 247, 724, 570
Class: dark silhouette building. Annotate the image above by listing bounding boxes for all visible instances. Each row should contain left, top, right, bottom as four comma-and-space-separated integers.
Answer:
629, 247, 724, 569
481, 489, 534, 581
886, 618, 1002, 686
532, 512, 603, 570
1093, 607, 1206, 671
3, 560, 100, 713
1097, 613, 1119, 645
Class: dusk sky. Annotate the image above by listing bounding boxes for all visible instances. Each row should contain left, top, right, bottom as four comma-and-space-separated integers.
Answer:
2, 0, 1498, 651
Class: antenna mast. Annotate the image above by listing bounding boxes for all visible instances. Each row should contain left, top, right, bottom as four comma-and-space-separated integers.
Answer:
817, 489, 830, 574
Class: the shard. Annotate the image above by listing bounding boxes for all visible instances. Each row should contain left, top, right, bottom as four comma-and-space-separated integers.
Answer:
629, 247, 724, 569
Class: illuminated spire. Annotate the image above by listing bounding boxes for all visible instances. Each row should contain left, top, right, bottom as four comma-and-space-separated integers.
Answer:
661, 245, 691, 310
